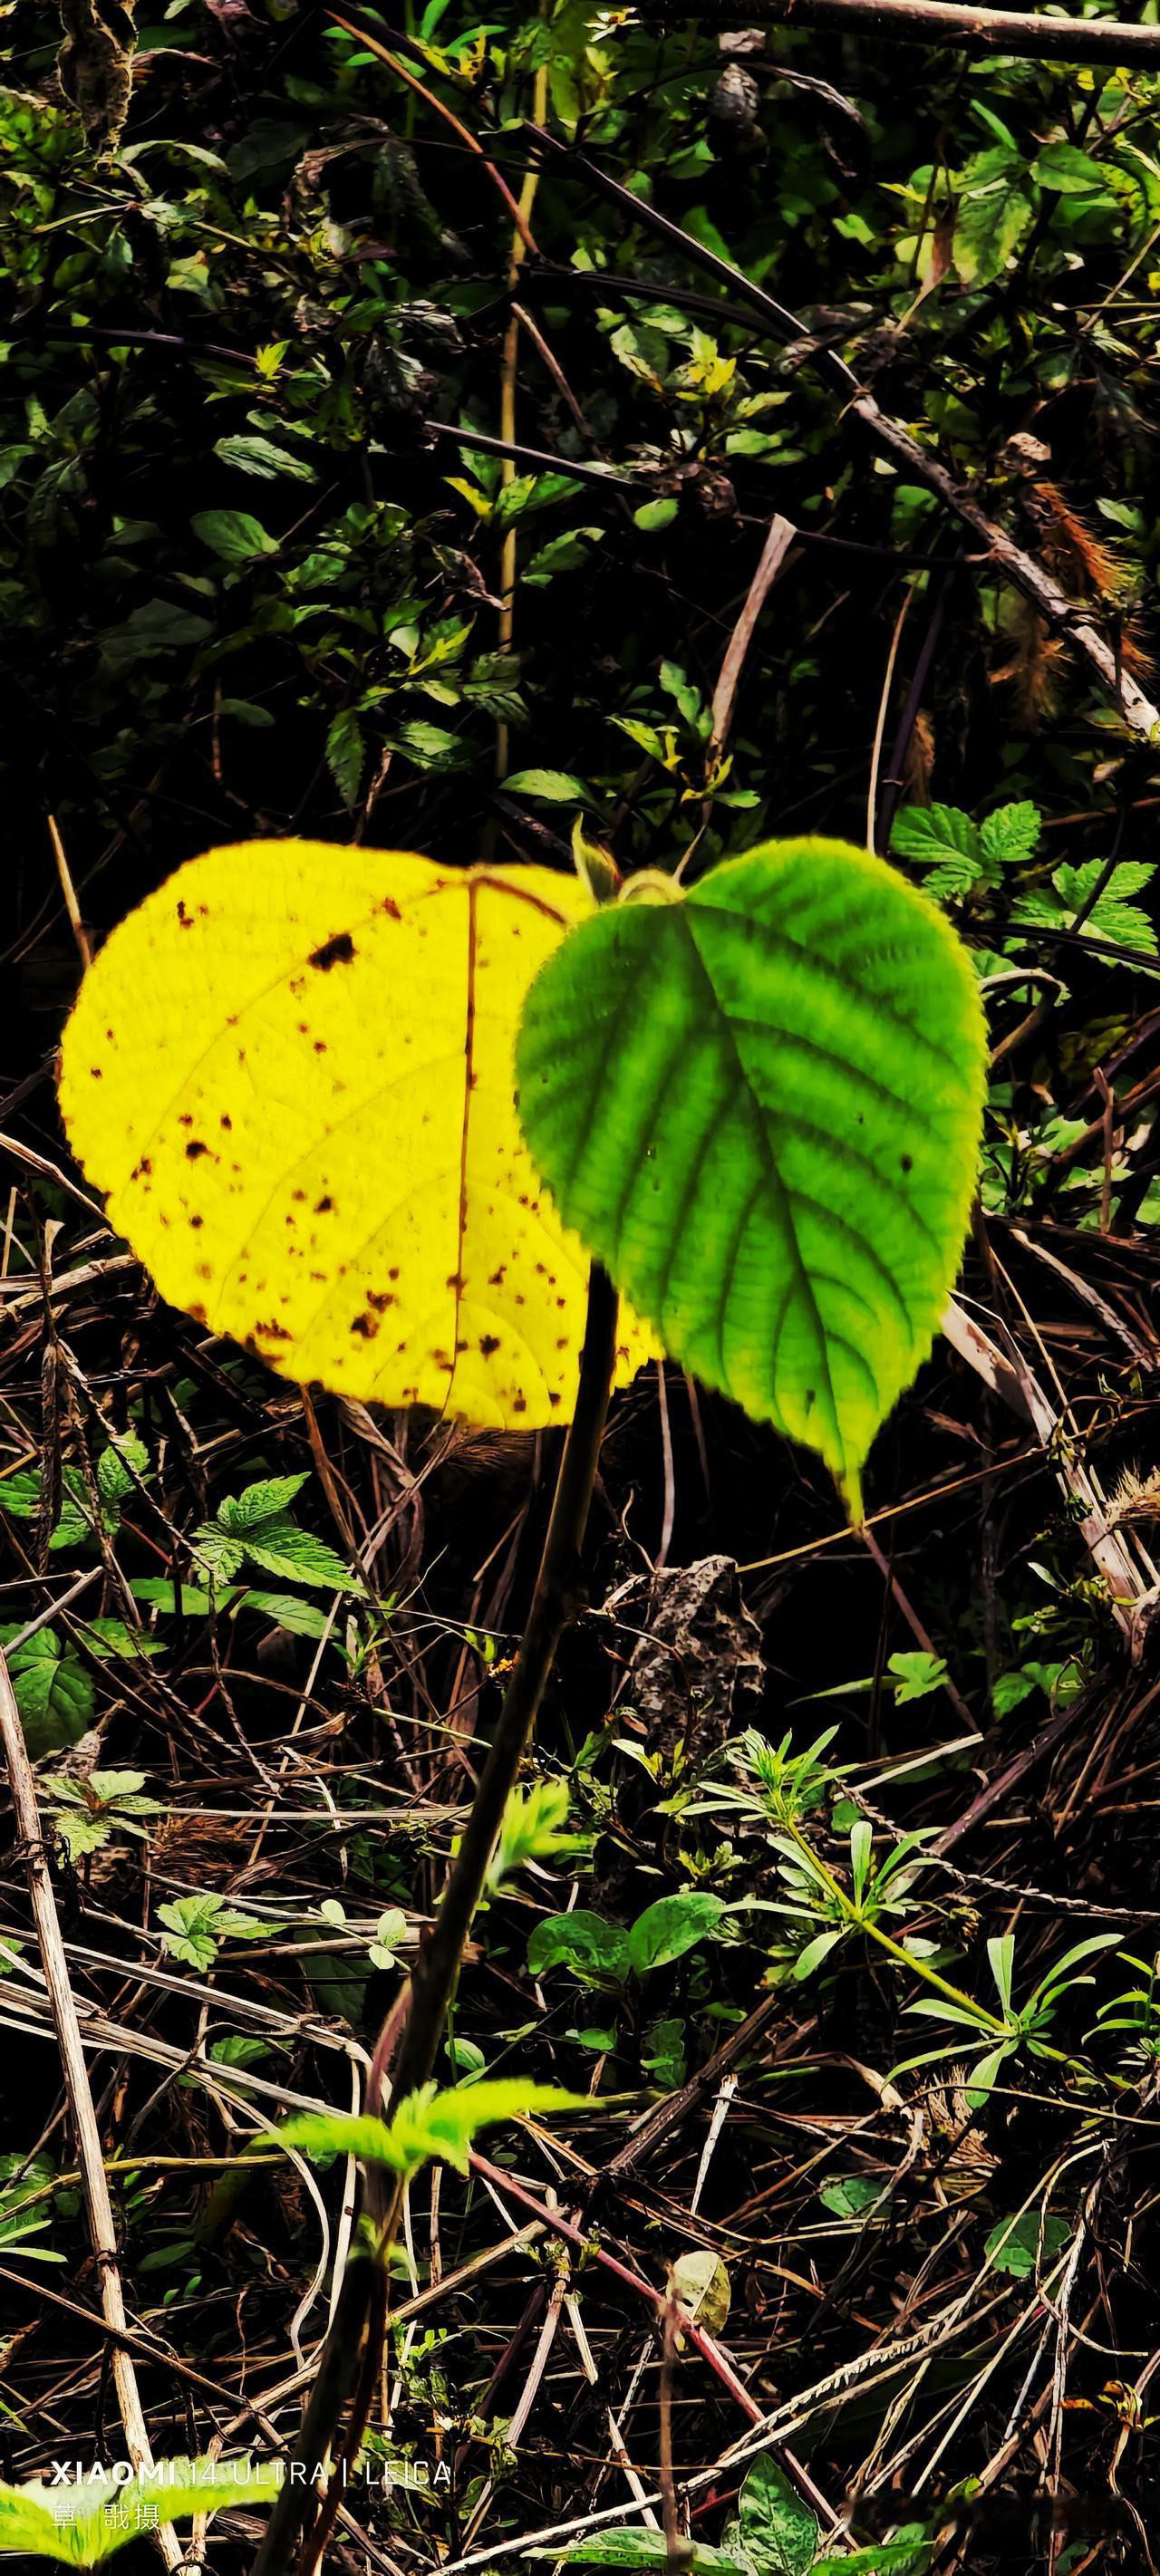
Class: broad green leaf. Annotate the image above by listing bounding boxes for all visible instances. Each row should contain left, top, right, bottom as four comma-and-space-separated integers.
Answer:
533, 2534, 749, 2571
130, 1577, 221, 1616
527, 1910, 631, 1984
954, 148, 1036, 284
0, 1630, 93, 1758
75, 1619, 164, 1661
984, 2210, 1070, 2277
191, 508, 278, 562
517, 841, 986, 1513
1034, 140, 1113, 198
818, 2174, 887, 2223
627, 1892, 723, 1976
58, 844, 652, 1429
729, 2453, 818, 2576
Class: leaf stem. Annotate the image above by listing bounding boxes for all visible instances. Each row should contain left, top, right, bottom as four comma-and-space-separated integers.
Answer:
246, 1263, 619, 2576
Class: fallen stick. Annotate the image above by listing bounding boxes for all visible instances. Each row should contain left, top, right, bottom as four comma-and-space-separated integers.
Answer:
637, 0, 1160, 66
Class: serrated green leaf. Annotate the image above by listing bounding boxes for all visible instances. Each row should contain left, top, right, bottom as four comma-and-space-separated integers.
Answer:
280, 2079, 585, 2179
233, 1517, 359, 1590
890, 804, 981, 867
517, 841, 986, 1514
979, 800, 1040, 868
218, 1474, 310, 1530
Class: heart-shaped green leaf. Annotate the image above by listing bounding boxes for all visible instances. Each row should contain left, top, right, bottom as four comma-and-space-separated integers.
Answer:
516, 839, 985, 1514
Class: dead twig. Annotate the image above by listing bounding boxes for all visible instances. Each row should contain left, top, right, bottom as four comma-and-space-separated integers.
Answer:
0, 1648, 184, 2570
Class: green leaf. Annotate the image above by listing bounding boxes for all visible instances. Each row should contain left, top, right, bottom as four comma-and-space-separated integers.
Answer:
24, 2457, 282, 2563
233, 1518, 359, 1590
213, 434, 317, 481
533, 2535, 749, 2571
96, 1433, 148, 1513
130, 1577, 223, 1616
491, 1779, 573, 1886
326, 708, 364, 809
818, 2174, 887, 2222
503, 769, 588, 804
524, 528, 604, 586
191, 509, 278, 563
218, 1474, 310, 1529
1052, 859, 1157, 957
1034, 141, 1113, 198
517, 841, 986, 1514
279, 2079, 585, 2179
730, 2453, 818, 2576
979, 801, 1040, 868
237, 1590, 336, 1640
627, 1892, 724, 1976
887, 1650, 949, 1703
984, 2210, 1070, 2277
0, 1631, 93, 1758
527, 1910, 631, 1984
157, 1895, 272, 1971
77, 1619, 164, 1661
954, 148, 1036, 284
633, 497, 679, 533
889, 805, 984, 901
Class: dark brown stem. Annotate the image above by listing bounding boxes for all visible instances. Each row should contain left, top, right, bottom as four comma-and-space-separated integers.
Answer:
633, 0, 1160, 63
247, 1264, 619, 2576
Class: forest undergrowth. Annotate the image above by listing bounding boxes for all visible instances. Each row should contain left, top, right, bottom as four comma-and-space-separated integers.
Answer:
4, 0, 1160, 2569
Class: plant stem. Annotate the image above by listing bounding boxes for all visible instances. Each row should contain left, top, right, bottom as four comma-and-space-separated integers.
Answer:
247, 1263, 619, 2576
778, 1816, 1127, 2089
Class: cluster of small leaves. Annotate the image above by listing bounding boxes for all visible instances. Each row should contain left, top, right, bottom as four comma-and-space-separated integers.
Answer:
892, 797, 1157, 962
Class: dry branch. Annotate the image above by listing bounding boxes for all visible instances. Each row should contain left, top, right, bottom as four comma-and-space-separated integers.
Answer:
637, 0, 1160, 65
0, 1649, 184, 2570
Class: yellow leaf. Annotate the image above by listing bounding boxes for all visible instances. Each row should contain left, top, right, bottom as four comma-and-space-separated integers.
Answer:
58, 843, 652, 1427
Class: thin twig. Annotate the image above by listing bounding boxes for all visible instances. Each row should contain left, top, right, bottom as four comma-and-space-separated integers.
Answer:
0, 1650, 183, 2569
